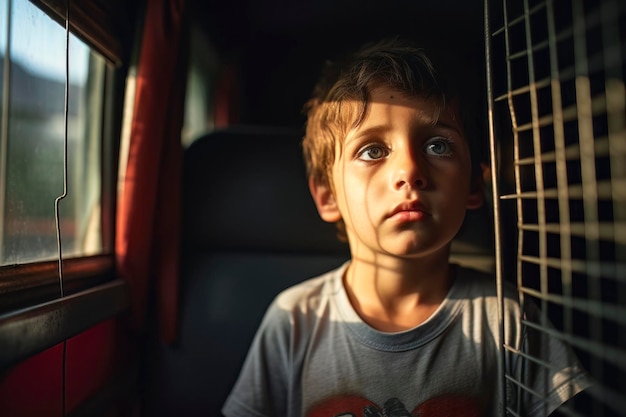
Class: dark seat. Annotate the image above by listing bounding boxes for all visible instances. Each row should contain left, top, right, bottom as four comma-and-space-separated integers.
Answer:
146, 126, 349, 416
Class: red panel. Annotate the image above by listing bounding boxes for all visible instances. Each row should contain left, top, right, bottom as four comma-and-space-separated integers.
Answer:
0, 343, 64, 417
65, 319, 136, 414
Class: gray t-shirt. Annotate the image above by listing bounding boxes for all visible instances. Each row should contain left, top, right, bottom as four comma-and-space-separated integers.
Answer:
223, 262, 589, 417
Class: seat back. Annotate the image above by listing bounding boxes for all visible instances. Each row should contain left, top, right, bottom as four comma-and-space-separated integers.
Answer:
146, 126, 349, 416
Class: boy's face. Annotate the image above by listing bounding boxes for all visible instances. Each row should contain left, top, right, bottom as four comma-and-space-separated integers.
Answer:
311, 86, 483, 263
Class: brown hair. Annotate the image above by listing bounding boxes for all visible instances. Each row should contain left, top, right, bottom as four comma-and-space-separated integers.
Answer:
302, 39, 481, 240
303, 39, 458, 185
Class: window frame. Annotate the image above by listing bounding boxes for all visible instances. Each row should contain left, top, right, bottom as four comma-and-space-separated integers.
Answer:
0, 0, 140, 370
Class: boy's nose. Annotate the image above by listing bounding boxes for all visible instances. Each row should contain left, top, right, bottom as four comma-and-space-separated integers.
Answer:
392, 151, 428, 190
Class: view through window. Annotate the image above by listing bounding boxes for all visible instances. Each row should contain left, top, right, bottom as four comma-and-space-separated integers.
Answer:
0, 0, 108, 266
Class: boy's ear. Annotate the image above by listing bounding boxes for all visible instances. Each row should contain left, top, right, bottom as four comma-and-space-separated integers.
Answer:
309, 177, 342, 223
466, 171, 485, 210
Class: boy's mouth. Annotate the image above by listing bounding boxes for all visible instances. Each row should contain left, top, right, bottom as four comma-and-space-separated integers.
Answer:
387, 201, 430, 222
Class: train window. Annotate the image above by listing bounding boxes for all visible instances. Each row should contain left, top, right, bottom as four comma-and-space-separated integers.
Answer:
0, 0, 108, 266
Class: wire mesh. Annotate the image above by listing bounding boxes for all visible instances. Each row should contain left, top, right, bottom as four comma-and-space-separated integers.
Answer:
487, 0, 626, 415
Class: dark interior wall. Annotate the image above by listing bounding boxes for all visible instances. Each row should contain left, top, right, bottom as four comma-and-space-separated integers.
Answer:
188, 0, 486, 128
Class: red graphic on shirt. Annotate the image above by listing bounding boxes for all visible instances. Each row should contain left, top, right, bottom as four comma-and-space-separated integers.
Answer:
308, 394, 483, 417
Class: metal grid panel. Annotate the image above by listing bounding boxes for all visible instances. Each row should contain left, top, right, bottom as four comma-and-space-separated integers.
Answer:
487, 0, 626, 415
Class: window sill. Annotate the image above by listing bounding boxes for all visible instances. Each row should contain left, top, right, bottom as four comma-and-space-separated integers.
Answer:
0, 278, 130, 370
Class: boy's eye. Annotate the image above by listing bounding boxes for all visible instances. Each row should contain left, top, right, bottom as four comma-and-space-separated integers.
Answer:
424, 137, 453, 156
357, 144, 389, 161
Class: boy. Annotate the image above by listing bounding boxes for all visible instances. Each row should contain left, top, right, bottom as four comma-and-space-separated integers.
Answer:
222, 40, 588, 417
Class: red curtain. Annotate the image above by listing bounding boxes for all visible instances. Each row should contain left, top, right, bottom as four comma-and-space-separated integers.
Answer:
115, 0, 187, 344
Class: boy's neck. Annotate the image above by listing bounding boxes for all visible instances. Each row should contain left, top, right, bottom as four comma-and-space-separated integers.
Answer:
343, 250, 453, 332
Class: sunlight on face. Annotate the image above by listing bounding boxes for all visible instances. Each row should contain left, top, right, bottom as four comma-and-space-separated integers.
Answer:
331, 87, 480, 265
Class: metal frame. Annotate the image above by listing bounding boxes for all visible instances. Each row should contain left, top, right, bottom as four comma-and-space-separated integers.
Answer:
486, 0, 626, 415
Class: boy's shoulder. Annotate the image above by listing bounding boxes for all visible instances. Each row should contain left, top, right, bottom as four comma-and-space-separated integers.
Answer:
273, 261, 348, 313
453, 265, 524, 325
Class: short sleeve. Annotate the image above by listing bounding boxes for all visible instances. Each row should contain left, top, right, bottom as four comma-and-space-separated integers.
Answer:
505, 299, 591, 416
222, 300, 293, 417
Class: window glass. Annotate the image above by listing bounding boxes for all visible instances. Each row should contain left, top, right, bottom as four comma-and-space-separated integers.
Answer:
0, 0, 108, 266
181, 24, 217, 148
